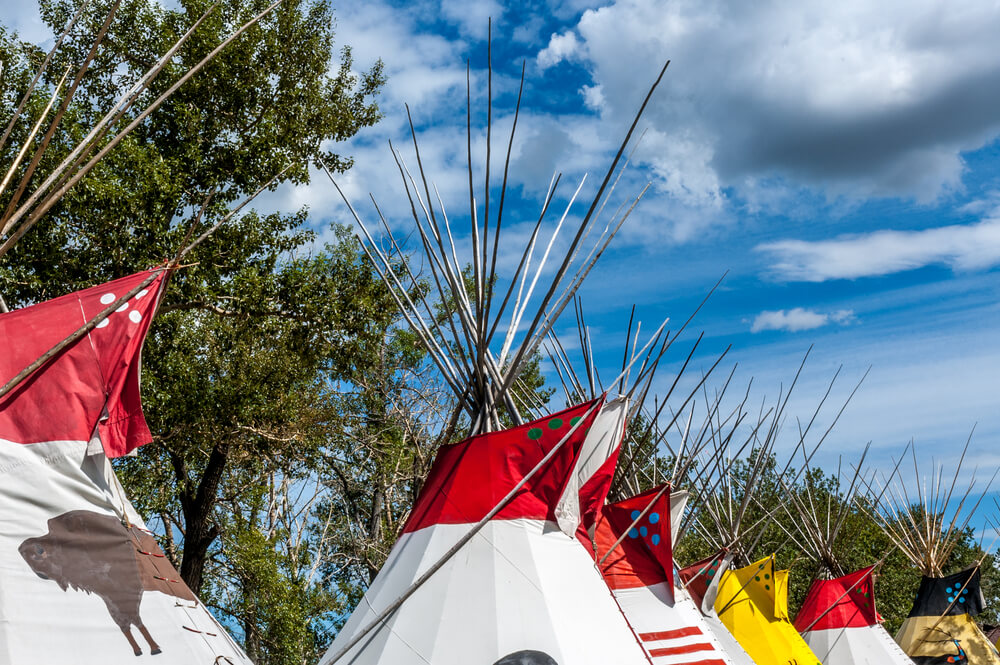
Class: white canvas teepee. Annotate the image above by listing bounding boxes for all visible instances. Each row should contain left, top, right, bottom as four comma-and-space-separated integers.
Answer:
794, 567, 913, 665
677, 552, 757, 665
319, 398, 654, 665
782, 448, 914, 665
0, 271, 250, 664
592, 486, 755, 665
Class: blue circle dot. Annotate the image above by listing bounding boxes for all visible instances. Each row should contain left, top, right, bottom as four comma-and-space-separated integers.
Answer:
962, 589, 969, 595
946, 587, 953, 593
948, 596, 955, 603
628, 528, 639, 539
631, 510, 641, 520
639, 526, 648, 537
651, 534, 661, 546
960, 597, 966, 603
649, 512, 660, 524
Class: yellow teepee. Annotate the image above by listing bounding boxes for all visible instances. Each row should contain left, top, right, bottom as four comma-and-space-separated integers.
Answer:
714, 556, 821, 665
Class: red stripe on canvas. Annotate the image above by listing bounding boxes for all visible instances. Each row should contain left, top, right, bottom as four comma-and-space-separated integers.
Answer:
639, 626, 703, 641
648, 642, 716, 656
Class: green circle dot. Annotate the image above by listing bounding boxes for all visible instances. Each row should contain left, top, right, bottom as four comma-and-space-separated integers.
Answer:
755, 576, 761, 581
765, 585, 770, 590
528, 428, 543, 440
548, 418, 564, 430
570, 416, 581, 426
764, 573, 770, 579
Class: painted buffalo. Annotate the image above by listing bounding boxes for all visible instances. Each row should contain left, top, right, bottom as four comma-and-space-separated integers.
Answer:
494, 651, 558, 665
20, 510, 196, 656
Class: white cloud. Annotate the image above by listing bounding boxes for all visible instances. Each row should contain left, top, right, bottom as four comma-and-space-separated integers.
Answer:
440, 0, 504, 39
563, 0, 1000, 203
580, 84, 605, 111
758, 215, 1000, 282
750, 307, 855, 333
537, 31, 581, 70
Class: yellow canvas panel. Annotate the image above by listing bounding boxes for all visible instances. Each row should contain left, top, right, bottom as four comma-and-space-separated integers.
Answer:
715, 556, 821, 665
897, 614, 1000, 664
774, 568, 790, 621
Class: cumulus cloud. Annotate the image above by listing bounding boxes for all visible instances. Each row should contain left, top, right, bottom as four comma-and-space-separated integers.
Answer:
580, 84, 605, 111
563, 0, 1000, 203
537, 31, 581, 70
751, 308, 855, 333
758, 215, 1000, 282
440, 0, 504, 39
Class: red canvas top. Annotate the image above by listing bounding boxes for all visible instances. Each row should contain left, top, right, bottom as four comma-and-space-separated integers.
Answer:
0, 270, 164, 457
678, 550, 728, 609
403, 398, 606, 533
794, 566, 879, 632
593, 484, 674, 591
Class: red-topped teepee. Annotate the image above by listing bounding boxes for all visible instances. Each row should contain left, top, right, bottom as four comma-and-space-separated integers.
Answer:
592, 485, 754, 665
0, 272, 251, 664
320, 398, 654, 665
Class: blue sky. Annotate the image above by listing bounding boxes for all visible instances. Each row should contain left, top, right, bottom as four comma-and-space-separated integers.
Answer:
5, 0, 1000, 495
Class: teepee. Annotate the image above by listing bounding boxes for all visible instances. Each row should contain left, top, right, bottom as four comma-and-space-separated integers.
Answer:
865, 441, 1000, 664
536, 288, 761, 665
713, 555, 821, 665
593, 485, 756, 665
0, 271, 251, 663
315, 27, 689, 663
783, 447, 914, 664
318, 397, 664, 665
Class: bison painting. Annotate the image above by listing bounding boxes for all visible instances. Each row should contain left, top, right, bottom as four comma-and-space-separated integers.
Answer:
19, 510, 196, 657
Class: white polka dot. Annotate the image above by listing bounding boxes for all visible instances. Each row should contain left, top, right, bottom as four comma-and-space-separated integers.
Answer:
115, 302, 129, 313
100, 293, 115, 305
96, 318, 110, 328
134, 289, 149, 300
129, 310, 142, 324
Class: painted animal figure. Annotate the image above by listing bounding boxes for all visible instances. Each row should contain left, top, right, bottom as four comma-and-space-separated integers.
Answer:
19, 510, 196, 656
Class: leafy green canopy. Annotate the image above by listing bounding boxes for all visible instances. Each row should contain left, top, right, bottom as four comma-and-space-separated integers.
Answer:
0, 0, 397, 662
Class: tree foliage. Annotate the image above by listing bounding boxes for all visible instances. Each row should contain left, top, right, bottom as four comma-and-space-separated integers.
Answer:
0, 0, 393, 662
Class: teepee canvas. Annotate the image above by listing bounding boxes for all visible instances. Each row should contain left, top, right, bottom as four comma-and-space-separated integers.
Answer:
677, 552, 757, 665
592, 486, 754, 665
795, 567, 913, 664
319, 398, 653, 665
895, 567, 999, 664
0, 271, 250, 664
779, 446, 913, 664
863, 441, 999, 665
714, 556, 821, 665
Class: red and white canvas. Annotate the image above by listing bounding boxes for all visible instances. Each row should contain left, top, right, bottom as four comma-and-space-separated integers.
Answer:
554, 396, 627, 537
319, 398, 652, 665
795, 567, 913, 665
0, 271, 250, 664
593, 487, 754, 665
677, 553, 758, 665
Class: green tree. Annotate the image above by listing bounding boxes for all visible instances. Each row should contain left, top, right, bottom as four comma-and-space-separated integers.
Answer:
0, 1, 388, 661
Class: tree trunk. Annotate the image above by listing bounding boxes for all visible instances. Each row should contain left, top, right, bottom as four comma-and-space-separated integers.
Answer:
178, 440, 230, 594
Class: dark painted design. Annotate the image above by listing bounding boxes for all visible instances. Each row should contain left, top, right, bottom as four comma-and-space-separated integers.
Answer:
494, 651, 559, 665
909, 567, 985, 618
20, 510, 197, 656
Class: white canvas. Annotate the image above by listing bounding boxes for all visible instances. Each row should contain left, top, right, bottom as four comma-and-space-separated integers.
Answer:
803, 623, 914, 665
320, 518, 652, 665
0, 438, 250, 664
611, 580, 756, 665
